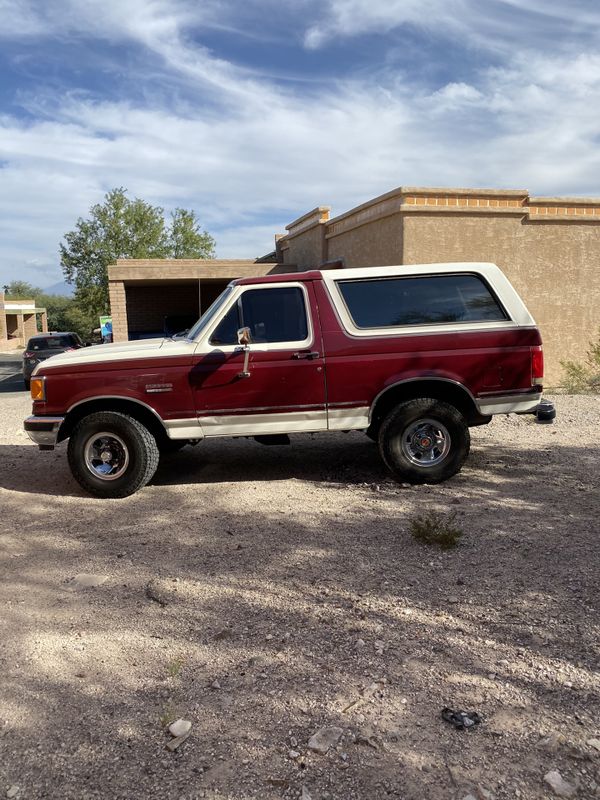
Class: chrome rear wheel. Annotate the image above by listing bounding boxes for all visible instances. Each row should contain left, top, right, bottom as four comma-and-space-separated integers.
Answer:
379, 399, 469, 484
401, 418, 451, 467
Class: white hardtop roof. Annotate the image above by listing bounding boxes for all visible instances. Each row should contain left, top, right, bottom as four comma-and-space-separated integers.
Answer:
319, 261, 535, 328
319, 262, 501, 280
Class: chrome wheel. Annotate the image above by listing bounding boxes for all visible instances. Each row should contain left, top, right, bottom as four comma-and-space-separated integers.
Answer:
84, 432, 130, 481
401, 418, 451, 467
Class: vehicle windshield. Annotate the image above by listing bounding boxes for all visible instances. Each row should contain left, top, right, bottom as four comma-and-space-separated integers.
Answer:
186, 285, 234, 341
28, 336, 76, 350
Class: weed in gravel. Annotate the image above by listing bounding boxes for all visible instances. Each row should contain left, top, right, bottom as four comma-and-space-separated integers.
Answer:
409, 510, 463, 549
159, 703, 178, 728
167, 657, 184, 678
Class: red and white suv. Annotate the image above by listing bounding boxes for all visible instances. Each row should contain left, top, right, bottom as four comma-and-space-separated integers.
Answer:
25, 262, 546, 497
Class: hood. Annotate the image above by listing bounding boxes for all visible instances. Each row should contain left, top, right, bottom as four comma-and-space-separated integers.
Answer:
33, 337, 194, 373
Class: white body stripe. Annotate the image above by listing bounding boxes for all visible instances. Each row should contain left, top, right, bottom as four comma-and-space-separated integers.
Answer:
164, 407, 371, 439
327, 406, 370, 430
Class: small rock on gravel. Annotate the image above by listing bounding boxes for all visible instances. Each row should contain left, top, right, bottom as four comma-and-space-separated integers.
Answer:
7, 787, 20, 799
544, 770, 577, 797
66, 573, 108, 590
308, 726, 343, 754
168, 719, 192, 737
586, 738, 600, 751
166, 732, 191, 752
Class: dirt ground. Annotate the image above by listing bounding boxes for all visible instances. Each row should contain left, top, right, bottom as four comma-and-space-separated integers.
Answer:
0, 391, 599, 800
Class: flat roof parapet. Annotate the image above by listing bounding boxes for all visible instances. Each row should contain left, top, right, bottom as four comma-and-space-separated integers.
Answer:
109, 259, 272, 283
285, 207, 331, 238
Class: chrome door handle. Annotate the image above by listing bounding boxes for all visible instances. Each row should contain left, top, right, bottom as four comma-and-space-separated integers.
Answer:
292, 351, 320, 360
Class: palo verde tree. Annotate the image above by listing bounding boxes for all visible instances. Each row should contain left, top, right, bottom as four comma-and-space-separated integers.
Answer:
60, 188, 216, 317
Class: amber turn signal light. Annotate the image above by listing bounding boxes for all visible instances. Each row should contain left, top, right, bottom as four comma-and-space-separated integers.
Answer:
30, 378, 46, 401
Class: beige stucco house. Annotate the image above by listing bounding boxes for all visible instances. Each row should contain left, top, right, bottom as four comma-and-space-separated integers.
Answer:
108, 186, 600, 385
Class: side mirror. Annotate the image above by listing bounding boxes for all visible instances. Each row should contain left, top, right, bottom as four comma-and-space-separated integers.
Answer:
236, 327, 252, 378
237, 326, 252, 346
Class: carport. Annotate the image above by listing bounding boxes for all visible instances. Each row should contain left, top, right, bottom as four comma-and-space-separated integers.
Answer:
0, 294, 48, 349
107, 259, 282, 342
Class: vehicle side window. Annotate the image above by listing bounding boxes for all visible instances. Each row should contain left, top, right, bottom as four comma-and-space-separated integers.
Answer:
210, 304, 240, 345
210, 287, 309, 345
337, 274, 508, 328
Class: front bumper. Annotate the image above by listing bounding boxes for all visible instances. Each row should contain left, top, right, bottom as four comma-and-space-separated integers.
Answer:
24, 416, 65, 449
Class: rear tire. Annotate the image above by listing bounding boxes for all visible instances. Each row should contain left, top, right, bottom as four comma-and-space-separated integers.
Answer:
67, 411, 160, 498
378, 398, 470, 484
24, 379, 30, 391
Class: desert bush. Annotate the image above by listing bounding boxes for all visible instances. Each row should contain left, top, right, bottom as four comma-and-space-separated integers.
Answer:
409, 510, 463, 550
561, 328, 600, 393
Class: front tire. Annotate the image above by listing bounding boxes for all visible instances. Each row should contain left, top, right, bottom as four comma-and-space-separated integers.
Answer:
67, 411, 160, 498
378, 399, 470, 484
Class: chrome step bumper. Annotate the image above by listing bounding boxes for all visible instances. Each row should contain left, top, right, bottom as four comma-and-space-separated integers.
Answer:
24, 416, 65, 449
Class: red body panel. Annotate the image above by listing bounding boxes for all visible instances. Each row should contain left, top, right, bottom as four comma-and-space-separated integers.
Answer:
34, 355, 196, 420
313, 281, 541, 407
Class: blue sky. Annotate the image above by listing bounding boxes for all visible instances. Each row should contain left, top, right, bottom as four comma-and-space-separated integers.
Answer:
1, 0, 599, 289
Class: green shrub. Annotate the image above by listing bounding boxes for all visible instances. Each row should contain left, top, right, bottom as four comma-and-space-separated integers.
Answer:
409, 510, 463, 550
561, 328, 600, 393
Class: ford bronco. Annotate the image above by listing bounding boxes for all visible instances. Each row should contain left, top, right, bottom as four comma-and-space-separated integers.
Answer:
25, 263, 545, 498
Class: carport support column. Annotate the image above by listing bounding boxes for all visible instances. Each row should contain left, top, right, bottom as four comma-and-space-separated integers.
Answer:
108, 280, 128, 342
0, 293, 7, 343
17, 313, 25, 346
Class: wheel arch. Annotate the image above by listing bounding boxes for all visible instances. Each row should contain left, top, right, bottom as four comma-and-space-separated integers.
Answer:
58, 396, 168, 444
369, 378, 489, 435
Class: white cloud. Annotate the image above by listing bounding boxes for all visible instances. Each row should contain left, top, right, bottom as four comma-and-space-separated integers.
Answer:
0, 1, 599, 287
304, 0, 461, 49
304, 0, 600, 54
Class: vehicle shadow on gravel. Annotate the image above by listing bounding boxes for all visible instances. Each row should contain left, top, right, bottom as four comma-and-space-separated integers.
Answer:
1, 436, 599, 798
0, 435, 387, 496
0, 431, 597, 497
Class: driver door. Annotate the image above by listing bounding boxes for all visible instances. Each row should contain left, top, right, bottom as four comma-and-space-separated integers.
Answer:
189, 282, 327, 436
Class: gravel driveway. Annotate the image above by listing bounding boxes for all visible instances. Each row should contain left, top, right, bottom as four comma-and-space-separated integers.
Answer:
0, 392, 599, 800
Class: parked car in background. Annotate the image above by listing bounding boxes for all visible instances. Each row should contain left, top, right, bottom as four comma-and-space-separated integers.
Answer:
22, 332, 86, 390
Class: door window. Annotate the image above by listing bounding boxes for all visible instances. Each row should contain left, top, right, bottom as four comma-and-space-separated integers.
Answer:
210, 286, 309, 345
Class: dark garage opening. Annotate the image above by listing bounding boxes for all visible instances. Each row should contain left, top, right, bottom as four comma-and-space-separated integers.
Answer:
125, 280, 230, 340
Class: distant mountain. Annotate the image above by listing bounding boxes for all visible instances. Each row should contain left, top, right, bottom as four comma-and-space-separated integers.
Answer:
43, 280, 74, 297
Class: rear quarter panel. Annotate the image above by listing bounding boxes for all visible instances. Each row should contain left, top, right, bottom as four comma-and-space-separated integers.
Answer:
313, 281, 542, 407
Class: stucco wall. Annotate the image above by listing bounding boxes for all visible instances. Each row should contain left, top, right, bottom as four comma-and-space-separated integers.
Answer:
281, 225, 325, 269
280, 187, 600, 386
327, 214, 403, 267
